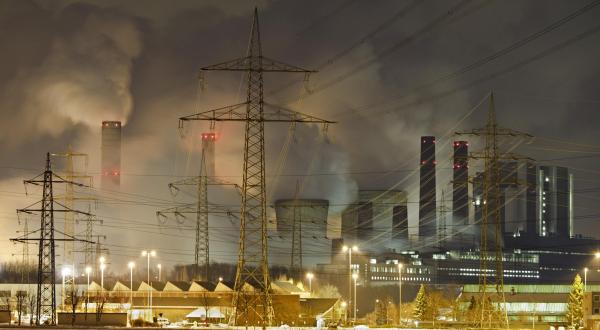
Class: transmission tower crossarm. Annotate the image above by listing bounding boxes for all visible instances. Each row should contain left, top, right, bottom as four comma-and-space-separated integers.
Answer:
179, 102, 334, 124
201, 56, 316, 73
456, 127, 534, 138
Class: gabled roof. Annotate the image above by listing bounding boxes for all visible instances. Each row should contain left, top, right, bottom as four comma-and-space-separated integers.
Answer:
189, 281, 208, 292
88, 281, 104, 291
214, 281, 234, 292
150, 281, 167, 291
112, 281, 130, 291
138, 281, 155, 291
164, 281, 191, 292
194, 281, 216, 291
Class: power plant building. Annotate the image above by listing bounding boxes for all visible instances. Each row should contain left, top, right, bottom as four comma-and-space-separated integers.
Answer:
101, 121, 122, 188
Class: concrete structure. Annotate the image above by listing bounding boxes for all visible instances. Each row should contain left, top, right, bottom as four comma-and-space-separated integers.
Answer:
452, 141, 469, 231
392, 205, 408, 241
274, 199, 329, 267
537, 166, 573, 238
101, 121, 122, 188
201, 132, 216, 177
341, 190, 406, 253
419, 136, 436, 239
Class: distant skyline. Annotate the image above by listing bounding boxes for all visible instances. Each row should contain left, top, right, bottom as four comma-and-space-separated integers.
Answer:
1, 0, 600, 270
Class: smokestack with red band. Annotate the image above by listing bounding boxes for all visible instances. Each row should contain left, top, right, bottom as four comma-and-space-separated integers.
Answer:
452, 141, 469, 231
101, 121, 121, 188
419, 136, 436, 238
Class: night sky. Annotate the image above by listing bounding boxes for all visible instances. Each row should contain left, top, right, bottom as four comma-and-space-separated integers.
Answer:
1, 0, 599, 273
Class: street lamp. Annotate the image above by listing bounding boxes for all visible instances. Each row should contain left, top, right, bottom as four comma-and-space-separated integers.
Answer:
595, 251, 600, 259
99, 257, 106, 294
584, 267, 589, 291
85, 266, 92, 311
157, 264, 162, 282
306, 272, 314, 293
142, 250, 156, 319
61, 266, 72, 310
352, 273, 358, 323
398, 263, 403, 326
342, 245, 358, 308
128, 262, 135, 305
218, 276, 223, 282
341, 301, 348, 324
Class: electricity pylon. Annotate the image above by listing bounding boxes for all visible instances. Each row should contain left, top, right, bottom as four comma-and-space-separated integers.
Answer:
11, 153, 93, 325
50, 148, 94, 299
178, 8, 334, 327
157, 155, 240, 282
456, 92, 533, 328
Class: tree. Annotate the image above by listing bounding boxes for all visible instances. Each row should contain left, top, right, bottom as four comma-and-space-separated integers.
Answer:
95, 295, 107, 323
67, 288, 81, 325
27, 291, 36, 325
14, 291, 27, 326
413, 284, 428, 321
566, 274, 584, 330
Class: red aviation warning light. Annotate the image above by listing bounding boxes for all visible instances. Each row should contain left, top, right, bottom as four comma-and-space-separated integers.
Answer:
201, 132, 218, 141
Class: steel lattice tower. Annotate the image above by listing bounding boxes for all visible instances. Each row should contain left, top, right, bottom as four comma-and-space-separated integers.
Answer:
11, 153, 92, 325
178, 8, 333, 327
157, 133, 239, 281
457, 93, 532, 328
37, 154, 56, 325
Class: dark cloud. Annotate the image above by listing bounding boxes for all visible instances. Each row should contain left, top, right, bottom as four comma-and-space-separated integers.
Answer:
1, 0, 600, 268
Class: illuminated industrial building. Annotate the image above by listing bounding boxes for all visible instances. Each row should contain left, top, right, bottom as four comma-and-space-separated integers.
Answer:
101, 121, 122, 188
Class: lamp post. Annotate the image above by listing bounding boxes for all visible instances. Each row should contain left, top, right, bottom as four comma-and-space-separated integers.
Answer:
157, 264, 162, 282
142, 250, 156, 319
128, 262, 135, 306
341, 301, 348, 324
306, 272, 314, 293
61, 266, 72, 310
85, 266, 92, 312
584, 267, 589, 292
352, 273, 358, 323
398, 263, 403, 326
342, 245, 358, 313
99, 256, 106, 292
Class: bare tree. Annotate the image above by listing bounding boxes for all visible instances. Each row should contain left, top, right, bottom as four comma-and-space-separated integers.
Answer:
15, 291, 27, 326
95, 294, 107, 324
27, 290, 36, 325
200, 291, 210, 322
67, 288, 81, 325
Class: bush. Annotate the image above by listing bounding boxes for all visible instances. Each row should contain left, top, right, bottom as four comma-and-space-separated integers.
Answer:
131, 318, 156, 327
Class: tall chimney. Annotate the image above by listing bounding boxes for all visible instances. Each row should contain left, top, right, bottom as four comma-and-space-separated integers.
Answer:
101, 121, 122, 188
201, 132, 217, 177
419, 136, 436, 238
452, 141, 469, 233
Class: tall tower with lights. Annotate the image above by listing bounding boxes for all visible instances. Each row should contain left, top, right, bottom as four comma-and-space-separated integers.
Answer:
101, 121, 122, 188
